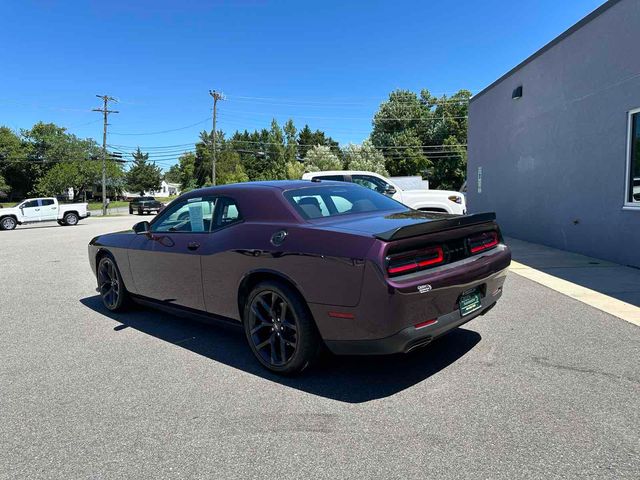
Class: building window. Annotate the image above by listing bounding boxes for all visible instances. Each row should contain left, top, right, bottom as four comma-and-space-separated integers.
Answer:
627, 109, 640, 206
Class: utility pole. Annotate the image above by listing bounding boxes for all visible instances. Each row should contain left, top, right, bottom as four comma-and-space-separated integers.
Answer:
93, 95, 118, 216
208, 90, 224, 185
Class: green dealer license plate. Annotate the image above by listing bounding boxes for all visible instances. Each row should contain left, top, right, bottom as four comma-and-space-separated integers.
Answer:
459, 290, 482, 317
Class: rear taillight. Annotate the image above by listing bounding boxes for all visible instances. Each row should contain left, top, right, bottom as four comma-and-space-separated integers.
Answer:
387, 246, 444, 276
468, 231, 499, 254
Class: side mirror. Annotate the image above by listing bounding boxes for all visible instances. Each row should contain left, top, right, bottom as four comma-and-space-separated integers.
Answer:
384, 185, 397, 196
133, 221, 151, 235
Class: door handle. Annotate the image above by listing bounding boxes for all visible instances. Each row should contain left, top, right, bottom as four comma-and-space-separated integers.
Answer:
35, 208, 40, 211
187, 241, 200, 251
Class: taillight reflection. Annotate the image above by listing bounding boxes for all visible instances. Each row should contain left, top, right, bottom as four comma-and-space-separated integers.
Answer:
387, 246, 444, 276
469, 231, 499, 254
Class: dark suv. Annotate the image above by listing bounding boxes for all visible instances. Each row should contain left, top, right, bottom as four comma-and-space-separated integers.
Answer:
129, 196, 163, 215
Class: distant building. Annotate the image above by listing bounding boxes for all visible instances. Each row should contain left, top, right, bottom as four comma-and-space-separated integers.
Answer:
468, 0, 640, 267
122, 180, 181, 199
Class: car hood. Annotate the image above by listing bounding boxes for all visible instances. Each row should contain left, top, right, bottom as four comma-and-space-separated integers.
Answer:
1, 206, 19, 215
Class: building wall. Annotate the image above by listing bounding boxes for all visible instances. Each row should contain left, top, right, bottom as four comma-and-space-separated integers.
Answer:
468, 0, 640, 267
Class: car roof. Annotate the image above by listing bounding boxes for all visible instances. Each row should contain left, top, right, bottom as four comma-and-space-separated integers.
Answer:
301, 170, 383, 178
183, 179, 349, 197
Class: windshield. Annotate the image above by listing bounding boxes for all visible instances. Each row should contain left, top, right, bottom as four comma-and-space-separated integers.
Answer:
284, 184, 407, 220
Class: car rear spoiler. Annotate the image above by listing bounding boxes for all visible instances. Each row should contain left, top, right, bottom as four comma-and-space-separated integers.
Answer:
374, 212, 497, 241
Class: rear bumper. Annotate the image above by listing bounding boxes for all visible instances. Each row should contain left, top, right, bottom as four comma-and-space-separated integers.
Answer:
81, 212, 91, 219
325, 288, 501, 355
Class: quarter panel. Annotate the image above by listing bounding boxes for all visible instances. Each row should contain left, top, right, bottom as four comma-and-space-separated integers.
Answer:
200, 223, 375, 319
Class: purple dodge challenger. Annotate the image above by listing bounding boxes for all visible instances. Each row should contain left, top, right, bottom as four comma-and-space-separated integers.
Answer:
89, 180, 511, 374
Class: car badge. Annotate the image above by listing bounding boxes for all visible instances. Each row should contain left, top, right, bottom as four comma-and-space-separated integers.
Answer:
417, 284, 432, 293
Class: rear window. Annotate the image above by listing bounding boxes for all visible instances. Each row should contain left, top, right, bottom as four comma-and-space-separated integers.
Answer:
284, 185, 406, 219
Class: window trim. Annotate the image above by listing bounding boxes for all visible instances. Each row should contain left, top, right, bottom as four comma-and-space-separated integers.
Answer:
149, 195, 243, 233
150, 196, 217, 234
624, 107, 640, 210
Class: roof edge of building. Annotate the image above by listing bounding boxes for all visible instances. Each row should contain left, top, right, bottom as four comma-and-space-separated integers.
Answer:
470, 0, 624, 103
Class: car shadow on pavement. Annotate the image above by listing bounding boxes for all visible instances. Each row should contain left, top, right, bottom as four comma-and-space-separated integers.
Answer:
80, 295, 481, 403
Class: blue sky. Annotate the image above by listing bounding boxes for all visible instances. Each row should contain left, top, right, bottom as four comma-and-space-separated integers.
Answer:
1, 0, 604, 170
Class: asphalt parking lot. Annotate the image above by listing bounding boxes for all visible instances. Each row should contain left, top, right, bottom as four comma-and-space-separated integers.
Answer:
1, 217, 639, 479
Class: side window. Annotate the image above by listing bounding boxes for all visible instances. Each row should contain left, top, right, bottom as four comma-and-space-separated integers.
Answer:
330, 195, 353, 213
628, 110, 640, 204
312, 175, 345, 182
151, 197, 216, 233
352, 175, 388, 194
23, 200, 39, 208
289, 195, 330, 218
215, 198, 242, 228
41, 199, 55, 206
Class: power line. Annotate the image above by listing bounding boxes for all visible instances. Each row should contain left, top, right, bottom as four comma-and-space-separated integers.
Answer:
109, 116, 211, 136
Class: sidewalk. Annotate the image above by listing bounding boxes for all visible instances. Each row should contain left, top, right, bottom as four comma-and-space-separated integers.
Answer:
506, 236, 640, 326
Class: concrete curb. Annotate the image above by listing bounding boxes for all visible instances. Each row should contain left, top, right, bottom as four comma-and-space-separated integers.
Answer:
510, 260, 640, 327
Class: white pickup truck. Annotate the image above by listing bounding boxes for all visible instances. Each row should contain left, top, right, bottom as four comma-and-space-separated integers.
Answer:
302, 170, 466, 214
0, 197, 90, 230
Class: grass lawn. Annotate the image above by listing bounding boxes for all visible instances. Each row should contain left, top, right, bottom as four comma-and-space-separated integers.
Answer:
1, 196, 177, 210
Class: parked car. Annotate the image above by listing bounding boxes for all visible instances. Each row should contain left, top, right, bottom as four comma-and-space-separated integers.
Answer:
88, 180, 510, 374
129, 196, 163, 215
0, 197, 90, 230
302, 171, 466, 214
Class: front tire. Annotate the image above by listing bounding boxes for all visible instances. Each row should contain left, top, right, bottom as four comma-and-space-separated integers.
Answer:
243, 280, 322, 375
0, 216, 17, 230
63, 212, 78, 226
97, 255, 129, 311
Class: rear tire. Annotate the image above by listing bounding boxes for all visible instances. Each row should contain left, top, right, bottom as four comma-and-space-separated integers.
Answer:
138, 207, 143, 215
0, 216, 17, 230
243, 280, 322, 375
63, 212, 78, 226
97, 254, 129, 312
129, 206, 133, 214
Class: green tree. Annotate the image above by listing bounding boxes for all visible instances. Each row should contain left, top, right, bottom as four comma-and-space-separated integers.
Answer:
164, 163, 181, 184
36, 158, 124, 200
297, 124, 341, 160
342, 140, 388, 175
0, 122, 101, 199
303, 145, 343, 172
428, 136, 467, 190
126, 147, 162, 195
0, 173, 10, 196
215, 150, 249, 185
175, 152, 197, 190
0, 126, 27, 200
370, 88, 470, 187
370, 90, 431, 176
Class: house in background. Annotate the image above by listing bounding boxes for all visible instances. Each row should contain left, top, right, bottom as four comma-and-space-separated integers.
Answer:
468, 0, 640, 267
122, 180, 181, 199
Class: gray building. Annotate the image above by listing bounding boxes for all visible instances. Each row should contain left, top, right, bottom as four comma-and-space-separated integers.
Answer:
468, 0, 640, 268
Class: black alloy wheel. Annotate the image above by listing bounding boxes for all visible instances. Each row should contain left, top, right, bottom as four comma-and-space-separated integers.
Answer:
244, 281, 322, 374
97, 256, 128, 311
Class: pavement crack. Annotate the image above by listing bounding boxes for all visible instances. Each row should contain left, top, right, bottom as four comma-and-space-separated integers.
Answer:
531, 356, 639, 385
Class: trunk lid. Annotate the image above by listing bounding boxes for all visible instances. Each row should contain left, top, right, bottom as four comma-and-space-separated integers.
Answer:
312, 210, 494, 241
